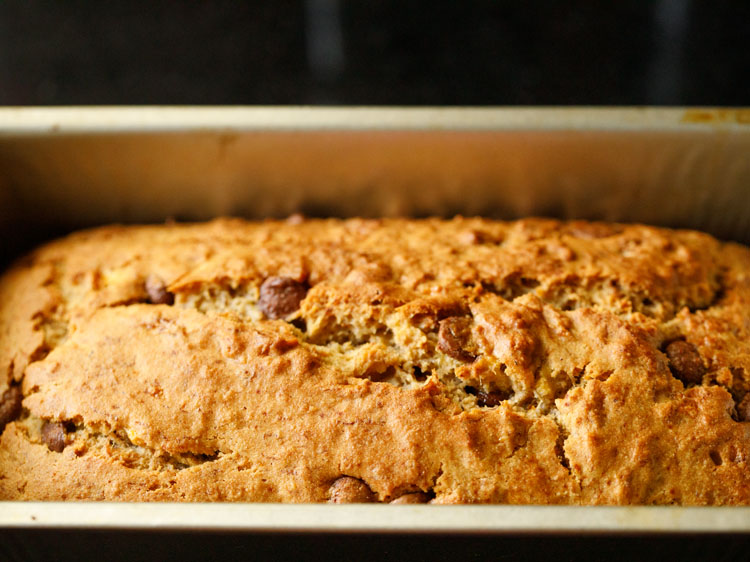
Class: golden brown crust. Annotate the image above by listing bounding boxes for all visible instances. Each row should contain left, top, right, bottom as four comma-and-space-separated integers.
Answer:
1, 217, 749, 504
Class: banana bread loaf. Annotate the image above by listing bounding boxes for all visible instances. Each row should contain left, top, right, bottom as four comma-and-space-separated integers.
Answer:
1, 217, 749, 504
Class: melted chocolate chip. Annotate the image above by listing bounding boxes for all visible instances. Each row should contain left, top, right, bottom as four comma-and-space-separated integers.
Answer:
475, 389, 508, 408
437, 317, 475, 363
41, 421, 66, 453
0, 386, 22, 432
328, 476, 375, 503
665, 340, 705, 384
145, 275, 174, 305
390, 492, 430, 504
737, 394, 750, 422
465, 385, 508, 408
258, 277, 308, 319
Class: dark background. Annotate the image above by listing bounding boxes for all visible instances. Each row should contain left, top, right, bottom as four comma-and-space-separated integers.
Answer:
0, 0, 747, 106
2, 530, 750, 562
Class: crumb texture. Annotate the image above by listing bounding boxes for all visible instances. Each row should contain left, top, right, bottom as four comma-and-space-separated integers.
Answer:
1, 217, 749, 504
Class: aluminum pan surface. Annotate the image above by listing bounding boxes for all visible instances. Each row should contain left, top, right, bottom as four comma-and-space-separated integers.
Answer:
0, 106, 747, 133
0, 107, 748, 243
2, 504, 750, 534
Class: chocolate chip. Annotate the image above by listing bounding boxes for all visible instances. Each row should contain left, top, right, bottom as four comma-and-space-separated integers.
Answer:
737, 394, 750, 422
328, 476, 375, 503
390, 492, 430, 504
0, 386, 22, 432
41, 421, 66, 453
475, 389, 508, 408
258, 277, 307, 319
665, 340, 705, 384
145, 275, 174, 305
437, 317, 475, 363
465, 385, 508, 408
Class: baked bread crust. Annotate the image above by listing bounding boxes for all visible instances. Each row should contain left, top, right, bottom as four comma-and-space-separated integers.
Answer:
1, 217, 749, 504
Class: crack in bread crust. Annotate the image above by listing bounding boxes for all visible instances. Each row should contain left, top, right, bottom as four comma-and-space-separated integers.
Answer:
1, 217, 749, 504
13, 414, 221, 472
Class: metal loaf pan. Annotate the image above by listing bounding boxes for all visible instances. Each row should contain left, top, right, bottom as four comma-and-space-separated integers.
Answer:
0, 107, 749, 542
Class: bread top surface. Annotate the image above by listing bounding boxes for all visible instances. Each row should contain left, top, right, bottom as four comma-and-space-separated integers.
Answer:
1, 217, 749, 504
